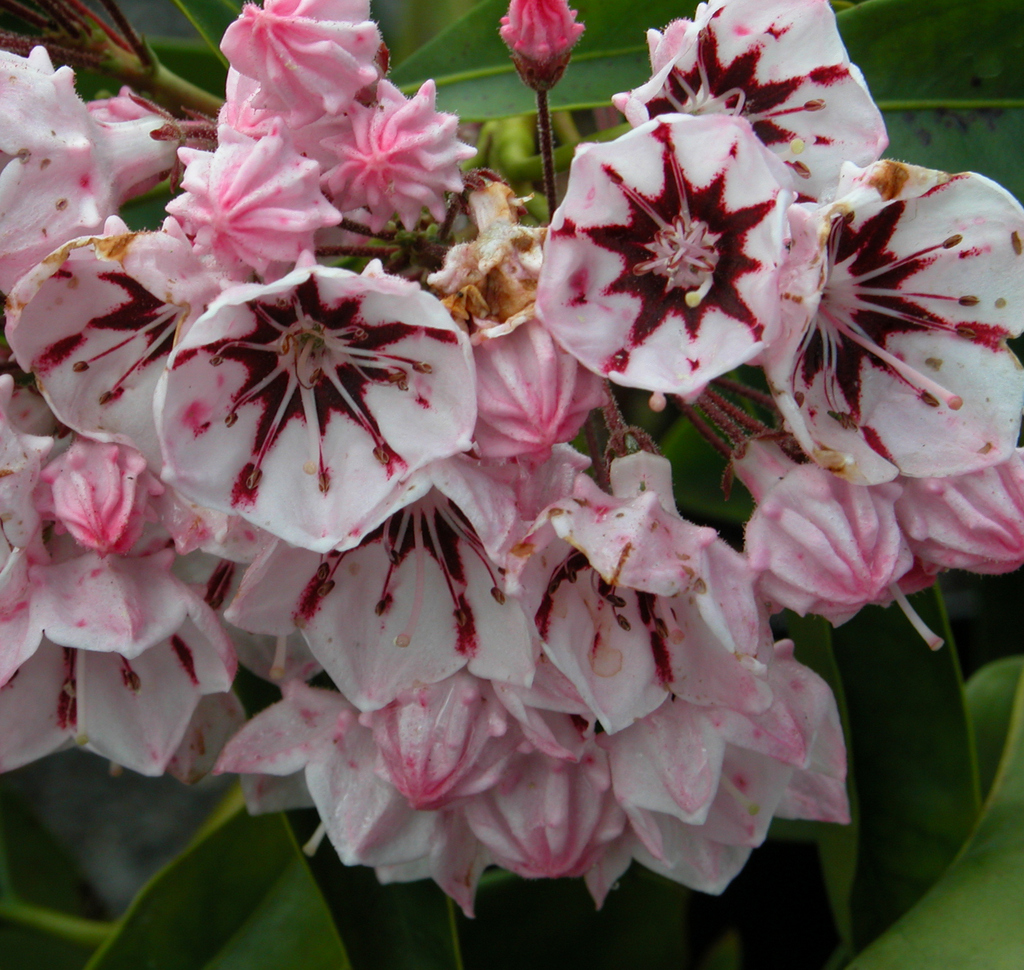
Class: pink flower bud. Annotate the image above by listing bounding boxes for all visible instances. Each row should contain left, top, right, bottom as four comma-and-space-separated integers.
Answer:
40, 440, 162, 556
499, 0, 584, 91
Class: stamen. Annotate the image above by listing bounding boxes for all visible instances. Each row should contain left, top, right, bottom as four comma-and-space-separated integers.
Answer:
269, 635, 287, 680
302, 821, 328, 857
889, 584, 943, 649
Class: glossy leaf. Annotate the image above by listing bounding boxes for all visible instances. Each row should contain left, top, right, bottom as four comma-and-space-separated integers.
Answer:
85, 811, 349, 970
787, 613, 858, 949
695, 929, 742, 970
966, 656, 1024, 799
831, 587, 980, 952
391, 0, 698, 120
169, 0, 241, 66
458, 865, 688, 970
837, 0, 1024, 201
848, 659, 1024, 969
291, 810, 462, 970
0, 788, 95, 970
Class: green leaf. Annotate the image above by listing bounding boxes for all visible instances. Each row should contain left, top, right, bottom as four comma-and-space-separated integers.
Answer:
391, 0, 698, 121
787, 614, 858, 949
168, 0, 241, 66
837, 0, 1024, 201
292, 811, 462, 970
0, 788, 95, 970
150, 37, 229, 97
830, 587, 980, 952
458, 865, 688, 970
847, 658, 1024, 969
85, 811, 349, 970
966, 655, 1024, 799
695, 929, 742, 970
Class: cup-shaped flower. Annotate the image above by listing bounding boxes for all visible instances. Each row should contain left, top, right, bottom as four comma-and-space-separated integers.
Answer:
764, 160, 1024, 484
226, 488, 535, 710
536, 114, 791, 398
156, 264, 476, 552
5, 219, 223, 466
613, 0, 886, 199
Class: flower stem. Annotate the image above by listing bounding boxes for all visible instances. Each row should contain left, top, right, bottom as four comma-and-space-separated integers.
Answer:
501, 122, 631, 182
535, 89, 557, 217
0, 899, 114, 949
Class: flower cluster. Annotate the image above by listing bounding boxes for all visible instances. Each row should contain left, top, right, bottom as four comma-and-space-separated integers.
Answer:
0, 0, 1021, 917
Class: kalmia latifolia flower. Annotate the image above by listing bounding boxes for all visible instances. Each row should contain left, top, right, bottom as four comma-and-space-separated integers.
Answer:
167, 124, 341, 277
500, 0, 585, 90
157, 263, 476, 552
613, 0, 886, 199
536, 114, 792, 398
5, 217, 221, 465
220, 0, 383, 127
321, 79, 475, 232
764, 160, 1024, 484
0, 47, 175, 292
8, 0, 1024, 924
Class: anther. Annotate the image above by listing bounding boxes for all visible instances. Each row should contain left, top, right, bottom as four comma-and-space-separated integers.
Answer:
317, 581, 335, 596
804, 99, 825, 111
72, 361, 88, 372
412, 362, 433, 373
246, 467, 262, 490
210, 355, 223, 366
225, 412, 238, 427
490, 587, 506, 604
373, 447, 390, 465
959, 295, 980, 306
942, 234, 962, 248
316, 563, 330, 581
616, 614, 632, 632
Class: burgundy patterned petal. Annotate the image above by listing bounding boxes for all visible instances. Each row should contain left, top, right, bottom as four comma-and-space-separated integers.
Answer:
536, 114, 791, 398
157, 264, 476, 552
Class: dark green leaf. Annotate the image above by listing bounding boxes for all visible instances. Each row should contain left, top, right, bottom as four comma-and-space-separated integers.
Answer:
837, 0, 1024, 201
150, 37, 229, 98
458, 865, 688, 970
292, 811, 461, 970
966, 655, 1024, 799
169, 0, 241, 66
85, 811, 349, 970
787, 614, 858, 949
695, 928, 742, 970
848, 658, 1024, 969
391, 0, 698, 121
831, 586, 980, 951
0, 788, 95, 970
